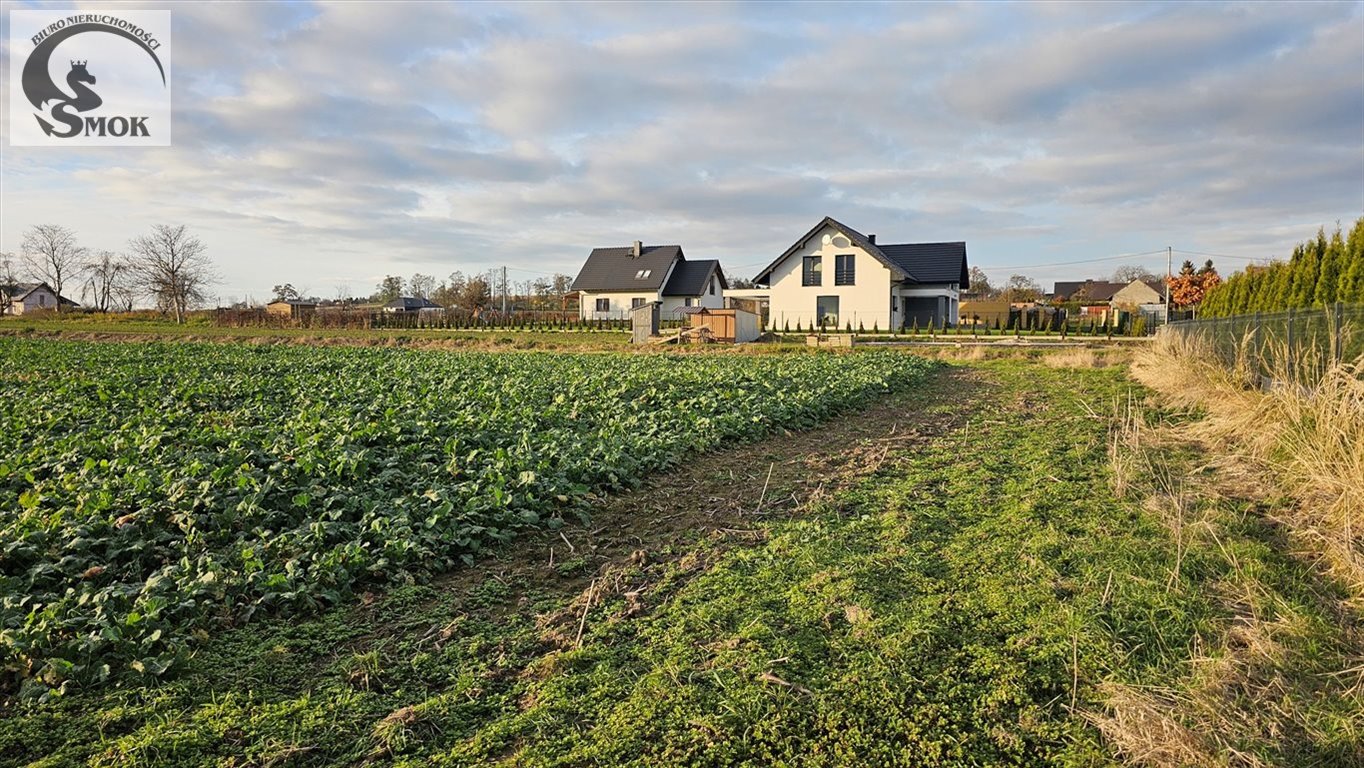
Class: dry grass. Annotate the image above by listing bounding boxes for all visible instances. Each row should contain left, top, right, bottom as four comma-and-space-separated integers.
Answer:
1043, 347, 1109, 369
1088, 682, 1230, 768
1094, 335, 1364, 765
1131, 331, 1364, 602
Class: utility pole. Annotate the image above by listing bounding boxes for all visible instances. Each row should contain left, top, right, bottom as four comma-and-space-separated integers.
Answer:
501, 265, 508, 315
1164, 245, 1172, 324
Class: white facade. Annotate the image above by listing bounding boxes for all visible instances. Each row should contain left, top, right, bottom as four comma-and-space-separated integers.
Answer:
580, 290, 667, 320
3, 285, 61, 315
761, 224, 960, 331
578, 270, 724, 320
767, 232, 893, 330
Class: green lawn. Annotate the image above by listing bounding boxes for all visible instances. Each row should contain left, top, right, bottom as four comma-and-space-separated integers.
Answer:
1, 355, 1356, 767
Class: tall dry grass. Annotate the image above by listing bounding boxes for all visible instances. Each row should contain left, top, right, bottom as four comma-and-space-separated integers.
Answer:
1097, 333, 1364, 766
1130, 330, 1364, 603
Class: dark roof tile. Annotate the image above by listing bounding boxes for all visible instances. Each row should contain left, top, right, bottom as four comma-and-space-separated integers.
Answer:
571, 245, 683, 292
879, 242, 969, 285
661, 259, 727, 297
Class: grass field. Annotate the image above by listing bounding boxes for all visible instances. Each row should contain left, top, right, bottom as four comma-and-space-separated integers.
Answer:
0, 339, 1357, 767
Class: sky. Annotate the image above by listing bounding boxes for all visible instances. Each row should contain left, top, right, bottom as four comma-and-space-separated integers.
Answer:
2, 0, 1362, 302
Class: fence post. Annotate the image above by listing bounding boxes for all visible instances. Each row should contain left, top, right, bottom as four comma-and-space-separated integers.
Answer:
1334, 301, 1344, 366
1285, 307, 1295, 379
1252, 312, 1262, 380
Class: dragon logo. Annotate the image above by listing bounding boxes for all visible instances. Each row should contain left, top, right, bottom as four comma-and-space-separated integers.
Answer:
32, 59, 103, 137
13, 13, 169, 144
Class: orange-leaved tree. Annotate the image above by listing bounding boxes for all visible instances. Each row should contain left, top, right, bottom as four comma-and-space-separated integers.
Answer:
1167, 259, 1221, 309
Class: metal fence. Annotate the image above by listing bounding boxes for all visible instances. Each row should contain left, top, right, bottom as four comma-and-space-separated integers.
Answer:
1162, 302, 1362, 384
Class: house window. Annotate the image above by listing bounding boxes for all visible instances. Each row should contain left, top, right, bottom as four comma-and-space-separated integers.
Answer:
38, 294, 47, 306
635, 269, 652, 279
803, 256, 822, 286
684, 297, 696, 307
835, 254, 855, 286
816, 295, 839, 326
709, 277, 716, 295
595, 298, 609, 312
631, 298, 646, 309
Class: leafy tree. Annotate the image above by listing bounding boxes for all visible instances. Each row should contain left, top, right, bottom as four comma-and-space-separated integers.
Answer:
1200, 218, 1362, 316
462, 277, 491, 309
1167, 259, 1221, 309
272, 283, 300, 302
375, 276, 404, 303
21, 224, 86, 312
1313, 227, 1346, 307
1003, 274, 1042, 303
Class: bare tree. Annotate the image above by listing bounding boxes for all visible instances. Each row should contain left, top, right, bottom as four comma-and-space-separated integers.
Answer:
409, 273, 436, 299
82, 250, 134, 313
966, 266, 996, 297
21, 224, 86, 312
1111, 265, 1161, 284
0, 252, 18, 315
127, 225, 217, 324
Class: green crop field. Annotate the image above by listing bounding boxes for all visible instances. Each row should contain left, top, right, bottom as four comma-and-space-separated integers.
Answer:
0, 339, 936, 701
1, 340, 1356, 768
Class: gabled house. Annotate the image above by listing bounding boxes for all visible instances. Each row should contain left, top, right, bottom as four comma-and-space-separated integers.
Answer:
572, 241, 726, 319
1054, 279, 1165, 309
0, 282, 78, 315
1053, 280, 1125, 303
384, 296, 443, 313
752, 217, 968, 330
1110, 279, 1165, 308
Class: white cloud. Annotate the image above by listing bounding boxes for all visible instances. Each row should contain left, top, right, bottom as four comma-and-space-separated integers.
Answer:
2, 1, 1360, 298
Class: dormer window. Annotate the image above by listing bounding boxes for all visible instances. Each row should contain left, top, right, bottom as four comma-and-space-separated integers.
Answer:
635, 269, 652, 279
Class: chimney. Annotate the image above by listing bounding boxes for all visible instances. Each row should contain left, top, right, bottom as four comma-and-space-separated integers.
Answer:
868, 234, 876, 244
632, 240, 642, 258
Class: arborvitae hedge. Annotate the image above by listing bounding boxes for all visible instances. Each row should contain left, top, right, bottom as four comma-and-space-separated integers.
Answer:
1201, 218, 1364, 317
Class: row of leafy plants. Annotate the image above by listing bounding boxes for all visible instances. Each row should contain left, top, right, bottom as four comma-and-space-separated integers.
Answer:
1200, 217, 1364, 317
0, 340, 936, 701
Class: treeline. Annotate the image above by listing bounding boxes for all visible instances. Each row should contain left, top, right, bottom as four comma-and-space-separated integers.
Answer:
1200, 218, 1364, 317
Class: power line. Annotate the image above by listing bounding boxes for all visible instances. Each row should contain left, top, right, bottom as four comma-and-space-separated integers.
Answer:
1172, 248, 1272, 263
974, 249, 1168, 271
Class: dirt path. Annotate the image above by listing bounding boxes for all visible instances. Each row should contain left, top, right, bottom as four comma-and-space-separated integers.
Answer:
418, 364, 981, 611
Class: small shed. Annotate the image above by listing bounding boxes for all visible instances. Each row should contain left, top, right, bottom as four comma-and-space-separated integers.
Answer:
631, 301, 661, 344
687, 307, 761, 343
265, 300, 317, 319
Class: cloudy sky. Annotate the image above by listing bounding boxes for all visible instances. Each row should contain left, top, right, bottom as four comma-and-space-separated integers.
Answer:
2, 0, 1362, 301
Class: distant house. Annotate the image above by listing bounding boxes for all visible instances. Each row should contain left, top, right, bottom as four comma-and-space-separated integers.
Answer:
1052, 280, 1126, 303
384, 296, 443, 313
0, 282, 77, 315
572, 241, 726, 319
752, 216, 968, 330
265, 299, 317, 319
1110, 280, 1165, 308
1053, 279, 1165, 309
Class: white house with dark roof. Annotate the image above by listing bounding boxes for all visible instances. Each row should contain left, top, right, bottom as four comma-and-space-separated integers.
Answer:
753, 217, 968, 331
0, 282, 77, 315
571, 241, 727, 320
